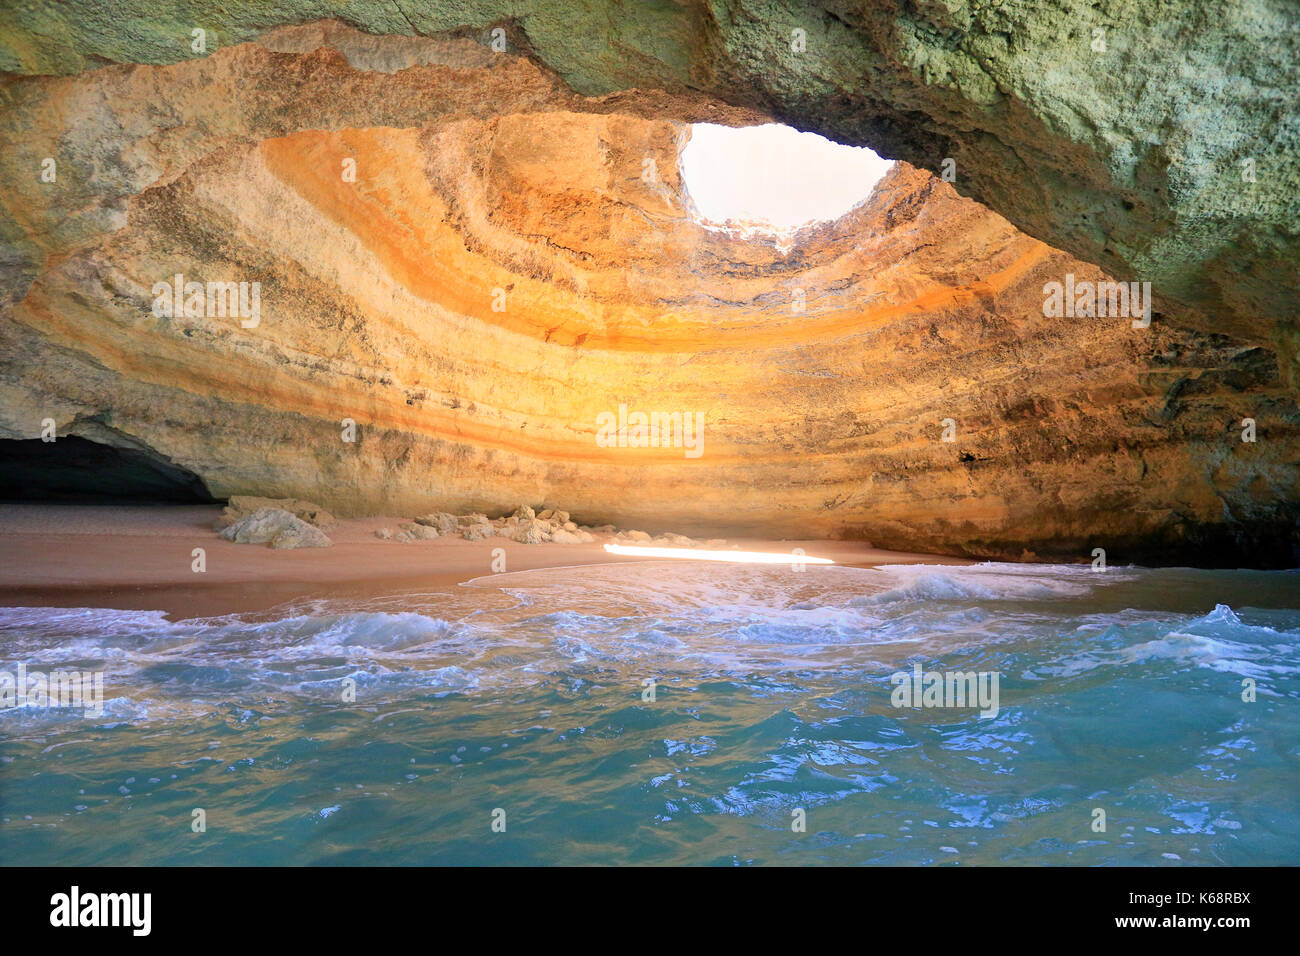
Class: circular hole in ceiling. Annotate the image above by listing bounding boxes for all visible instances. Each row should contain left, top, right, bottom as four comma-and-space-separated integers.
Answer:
680, 123, 893, 243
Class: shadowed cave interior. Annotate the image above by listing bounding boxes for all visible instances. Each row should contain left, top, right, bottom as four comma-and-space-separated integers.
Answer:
0, 437, 217, 504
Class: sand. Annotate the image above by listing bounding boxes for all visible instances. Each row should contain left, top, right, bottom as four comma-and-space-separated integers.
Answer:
0, 504, 971, 619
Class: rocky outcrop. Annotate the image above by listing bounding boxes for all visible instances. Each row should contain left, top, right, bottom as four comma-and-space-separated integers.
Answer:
0, 17, 1296, 566
414, 513, 459, 535
397, 522, 440, 542
219, 508, 333, 548
379, 509, 632, 545
215, 495, 337, 531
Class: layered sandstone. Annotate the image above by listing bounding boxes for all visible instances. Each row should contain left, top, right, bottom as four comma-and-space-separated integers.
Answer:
2, 2, 1295, 380
0, 21, 1296, 565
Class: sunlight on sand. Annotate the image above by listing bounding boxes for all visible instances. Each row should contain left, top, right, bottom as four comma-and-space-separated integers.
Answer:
603, 542, 834, 564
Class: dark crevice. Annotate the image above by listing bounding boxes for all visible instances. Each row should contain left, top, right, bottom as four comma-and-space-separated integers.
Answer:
0, 436, 218, 504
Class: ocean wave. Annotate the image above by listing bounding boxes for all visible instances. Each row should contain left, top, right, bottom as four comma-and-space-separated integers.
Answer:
859, 563, 1124, 603
1, 566, 1297, 725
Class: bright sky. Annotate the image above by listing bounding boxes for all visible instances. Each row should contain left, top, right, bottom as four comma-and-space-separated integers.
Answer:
680, 123, 892, 233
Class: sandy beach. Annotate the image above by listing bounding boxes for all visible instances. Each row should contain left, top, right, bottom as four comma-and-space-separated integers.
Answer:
0, 503, 971, 619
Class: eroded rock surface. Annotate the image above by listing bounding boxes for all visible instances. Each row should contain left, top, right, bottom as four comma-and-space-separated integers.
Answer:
215, 495, 337, 531
2, 4, 1294, 376
219, 508, 333, 549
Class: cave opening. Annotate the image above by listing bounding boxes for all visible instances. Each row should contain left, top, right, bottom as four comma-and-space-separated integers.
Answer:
0, 436, 218, 504
679, 122, 893, 239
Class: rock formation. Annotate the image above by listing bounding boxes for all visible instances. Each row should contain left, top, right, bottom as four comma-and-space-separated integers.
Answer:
215, 495, 337, 532
219, 508, 333, 549
0, 12, 1296, 566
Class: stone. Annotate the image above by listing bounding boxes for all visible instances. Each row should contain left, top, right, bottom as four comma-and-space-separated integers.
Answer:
215, 495, 337, 532
462, 523, 493, 541
375, 527, 393, 539
269, 523, 332, 550
512, 505, 535, 521
514, 519, 546, 545
219, 508, 332, 549
415, 512, 458, 534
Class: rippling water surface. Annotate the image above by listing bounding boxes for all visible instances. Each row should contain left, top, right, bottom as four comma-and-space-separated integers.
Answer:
1, 561, 1297, 865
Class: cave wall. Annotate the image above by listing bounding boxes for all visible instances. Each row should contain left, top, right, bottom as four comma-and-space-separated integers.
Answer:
0, 15, 1296, 565
2, 1, 1295, 379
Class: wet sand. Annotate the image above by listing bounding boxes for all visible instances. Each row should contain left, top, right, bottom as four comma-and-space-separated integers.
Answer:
0, 503, 972, 619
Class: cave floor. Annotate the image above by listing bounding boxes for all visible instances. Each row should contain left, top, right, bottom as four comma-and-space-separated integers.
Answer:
0, 504, 970, 619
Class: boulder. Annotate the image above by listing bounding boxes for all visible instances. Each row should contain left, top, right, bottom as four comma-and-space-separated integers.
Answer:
270, 523, 333, 550
215, 495, 337, 532
219, 508, 332, 549
514, 519, 546, 544
415, 512, 458, 534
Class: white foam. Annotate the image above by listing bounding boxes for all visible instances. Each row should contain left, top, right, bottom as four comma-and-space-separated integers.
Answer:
1, 564, 1296, 727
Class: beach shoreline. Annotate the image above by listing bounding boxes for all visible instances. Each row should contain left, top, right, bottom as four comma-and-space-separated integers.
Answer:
0, 503, 974, 619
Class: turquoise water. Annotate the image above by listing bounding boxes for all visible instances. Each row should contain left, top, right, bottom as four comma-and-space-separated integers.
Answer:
1, 561, 1297, 865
